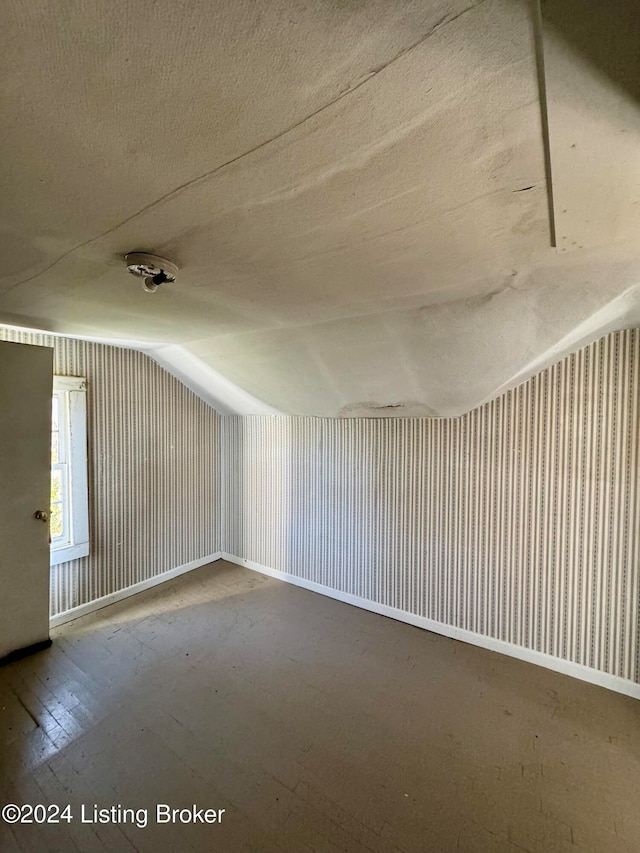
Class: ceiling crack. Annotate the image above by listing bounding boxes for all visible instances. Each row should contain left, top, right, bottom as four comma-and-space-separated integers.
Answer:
2, 0, 487, 297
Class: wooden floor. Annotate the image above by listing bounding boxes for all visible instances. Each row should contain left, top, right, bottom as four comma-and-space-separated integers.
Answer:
1, 561, 639, 852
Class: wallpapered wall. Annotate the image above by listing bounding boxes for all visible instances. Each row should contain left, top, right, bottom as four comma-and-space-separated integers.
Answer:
2, 325, 637, 687
221, 329, 640, 683
0, 328, 219, 616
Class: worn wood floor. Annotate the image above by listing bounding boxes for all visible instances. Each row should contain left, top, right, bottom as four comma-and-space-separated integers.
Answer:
1, 560, 639, 852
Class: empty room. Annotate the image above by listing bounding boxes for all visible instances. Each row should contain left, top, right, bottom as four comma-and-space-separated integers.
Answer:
1, 1, 639, 851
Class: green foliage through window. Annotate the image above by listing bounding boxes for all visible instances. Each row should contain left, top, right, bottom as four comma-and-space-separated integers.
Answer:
51, 396, 65, 541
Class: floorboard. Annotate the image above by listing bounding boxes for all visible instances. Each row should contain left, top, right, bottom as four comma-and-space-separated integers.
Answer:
1, 560, 638, 852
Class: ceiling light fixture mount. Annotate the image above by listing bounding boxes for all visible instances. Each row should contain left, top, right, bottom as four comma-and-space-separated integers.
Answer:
125, 252, 179, 293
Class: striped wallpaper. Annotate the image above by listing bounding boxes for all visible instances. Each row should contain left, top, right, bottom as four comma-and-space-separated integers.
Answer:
221, 329, 640, 684
0, 328, 219, 617
1, 324, 637, 686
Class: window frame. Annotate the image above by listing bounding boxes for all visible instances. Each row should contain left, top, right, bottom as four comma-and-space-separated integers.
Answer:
50, 376, 89, 566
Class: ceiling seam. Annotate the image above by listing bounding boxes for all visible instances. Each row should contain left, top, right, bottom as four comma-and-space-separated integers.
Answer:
531, 0, 558, 248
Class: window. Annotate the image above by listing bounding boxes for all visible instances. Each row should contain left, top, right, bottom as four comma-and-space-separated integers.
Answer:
50, 376, 89, 565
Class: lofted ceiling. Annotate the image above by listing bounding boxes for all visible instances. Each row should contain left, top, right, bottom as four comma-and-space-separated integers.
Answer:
1, 0, 639, 415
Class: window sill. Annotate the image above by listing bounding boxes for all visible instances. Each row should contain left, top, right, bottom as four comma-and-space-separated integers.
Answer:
50, 542, 89, 566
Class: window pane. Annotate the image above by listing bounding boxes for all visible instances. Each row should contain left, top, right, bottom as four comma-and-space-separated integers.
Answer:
50, 379, 89, 564
50, 503, 63, 540
51, 468, 63, 506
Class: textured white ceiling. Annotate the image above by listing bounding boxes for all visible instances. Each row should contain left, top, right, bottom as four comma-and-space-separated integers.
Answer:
1, 0, 639, 414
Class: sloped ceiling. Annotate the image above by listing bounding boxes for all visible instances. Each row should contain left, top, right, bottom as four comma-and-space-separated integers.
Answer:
1, 0, 639, 415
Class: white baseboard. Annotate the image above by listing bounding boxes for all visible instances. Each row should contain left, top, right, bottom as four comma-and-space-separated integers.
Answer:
49, 552, 222, 628
221, 552, 640, 701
